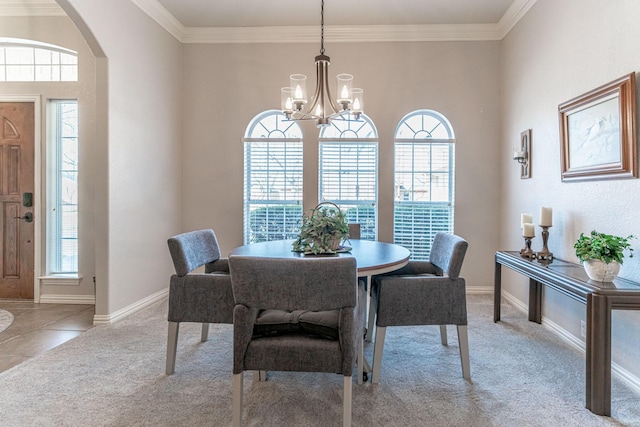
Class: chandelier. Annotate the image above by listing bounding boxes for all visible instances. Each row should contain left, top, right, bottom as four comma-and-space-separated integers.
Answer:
280, 0, 364, 127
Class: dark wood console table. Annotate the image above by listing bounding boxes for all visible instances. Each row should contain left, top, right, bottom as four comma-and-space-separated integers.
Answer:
494, 250, 640, 416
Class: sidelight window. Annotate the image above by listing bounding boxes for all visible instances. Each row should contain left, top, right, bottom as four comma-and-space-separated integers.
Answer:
47, 100, 79, 274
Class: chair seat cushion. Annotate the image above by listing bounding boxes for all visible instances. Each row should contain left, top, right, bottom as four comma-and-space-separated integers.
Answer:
253, 309, 339, 340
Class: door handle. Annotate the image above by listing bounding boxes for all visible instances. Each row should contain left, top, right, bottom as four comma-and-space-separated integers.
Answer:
14, 212, 33, 223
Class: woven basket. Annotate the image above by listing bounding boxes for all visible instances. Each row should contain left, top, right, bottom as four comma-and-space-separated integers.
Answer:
292, 202, 348, 254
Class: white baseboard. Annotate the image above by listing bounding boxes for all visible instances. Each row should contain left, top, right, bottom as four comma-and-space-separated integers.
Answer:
502, 290, 640, 395
39, 294, 96, 305
92, 288, 168, 325
467, 285, 494, 294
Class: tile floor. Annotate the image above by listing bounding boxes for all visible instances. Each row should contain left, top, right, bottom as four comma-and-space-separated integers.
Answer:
0, 301, 94, 373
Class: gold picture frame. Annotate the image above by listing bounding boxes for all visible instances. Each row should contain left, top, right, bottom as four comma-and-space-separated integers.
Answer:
559, 72, 637, 182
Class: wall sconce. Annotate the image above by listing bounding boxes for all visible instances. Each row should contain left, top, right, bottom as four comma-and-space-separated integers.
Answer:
513, 129, 531, 179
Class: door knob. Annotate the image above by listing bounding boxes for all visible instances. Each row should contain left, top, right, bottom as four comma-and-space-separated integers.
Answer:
14, 212, 33, 223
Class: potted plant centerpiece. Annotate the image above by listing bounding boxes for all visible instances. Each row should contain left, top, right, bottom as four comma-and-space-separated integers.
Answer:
574, 230, 635, 282
293, 202, 350, 255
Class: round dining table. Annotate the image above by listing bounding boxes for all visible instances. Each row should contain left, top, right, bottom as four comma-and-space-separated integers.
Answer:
229, 239, 410, 276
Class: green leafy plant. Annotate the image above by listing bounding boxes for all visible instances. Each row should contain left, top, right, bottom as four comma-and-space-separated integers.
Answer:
292, 203, 350, 254
574, 230, 635, 264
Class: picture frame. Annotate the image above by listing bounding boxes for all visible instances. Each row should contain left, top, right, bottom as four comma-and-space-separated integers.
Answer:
558, 72, 637, 182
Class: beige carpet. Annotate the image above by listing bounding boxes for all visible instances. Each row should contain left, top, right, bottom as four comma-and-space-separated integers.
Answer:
0, 309, 14, 334
0, 294, 638, 426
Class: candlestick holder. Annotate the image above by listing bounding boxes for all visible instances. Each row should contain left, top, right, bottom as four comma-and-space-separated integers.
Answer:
520, 236, 536, 258
536, 225, 554, 261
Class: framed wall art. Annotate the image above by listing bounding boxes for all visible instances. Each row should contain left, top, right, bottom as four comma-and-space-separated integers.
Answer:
558, 72, 637, 182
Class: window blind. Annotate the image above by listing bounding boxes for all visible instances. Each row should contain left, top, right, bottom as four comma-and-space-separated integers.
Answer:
319, 140, 378, 240
244, 139, 303, 244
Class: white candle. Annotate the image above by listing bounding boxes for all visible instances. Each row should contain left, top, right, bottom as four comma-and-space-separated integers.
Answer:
523, 223, 535, 238
540, 207, 552, 226
520, 213, 533, 229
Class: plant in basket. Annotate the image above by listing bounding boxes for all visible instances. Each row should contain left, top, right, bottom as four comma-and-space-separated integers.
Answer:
292, 202, 350, 255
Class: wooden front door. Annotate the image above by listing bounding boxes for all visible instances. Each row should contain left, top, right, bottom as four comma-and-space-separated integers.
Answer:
0, 103, 35, 299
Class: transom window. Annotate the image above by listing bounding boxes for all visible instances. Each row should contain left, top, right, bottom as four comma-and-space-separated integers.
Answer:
394, 110, 455, 260
243, 110, 303, 244
319, 114, 378, 240
0, 38, 78, 82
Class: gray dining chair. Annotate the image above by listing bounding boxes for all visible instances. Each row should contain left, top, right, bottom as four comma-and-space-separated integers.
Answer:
229, 255, 366, 427
370, 232, 470, 383
348, 223, 361, 239
165, 229, 234, 375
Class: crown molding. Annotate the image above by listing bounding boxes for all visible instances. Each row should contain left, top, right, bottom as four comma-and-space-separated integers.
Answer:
498, 0, 538, 38
0, 0, 66, 17
129, 0, 185, 40
182, 24, 504, 44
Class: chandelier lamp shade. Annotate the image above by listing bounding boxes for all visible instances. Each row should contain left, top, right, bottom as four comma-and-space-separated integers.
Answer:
281, 0, 364, 127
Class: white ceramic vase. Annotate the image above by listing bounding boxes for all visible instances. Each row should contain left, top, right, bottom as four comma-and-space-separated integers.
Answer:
583, 259, 620, 282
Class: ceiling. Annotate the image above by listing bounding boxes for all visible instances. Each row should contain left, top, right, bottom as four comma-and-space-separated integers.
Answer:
154, 0, 519, 28
0, 0, 538, 42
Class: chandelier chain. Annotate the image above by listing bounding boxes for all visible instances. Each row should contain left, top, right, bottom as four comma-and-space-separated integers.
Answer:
320, 0, 325, 55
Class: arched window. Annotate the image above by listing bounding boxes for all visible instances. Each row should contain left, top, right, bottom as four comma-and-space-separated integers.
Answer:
0, 38, 78, 82
394, 110, 455, 260
319, 113, 378, 240
243, 110, 303, 244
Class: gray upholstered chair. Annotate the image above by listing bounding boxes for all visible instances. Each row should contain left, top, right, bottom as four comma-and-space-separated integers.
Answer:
165, 229, 234, 375
229, 255, 365, 427
370, 232, 470, 383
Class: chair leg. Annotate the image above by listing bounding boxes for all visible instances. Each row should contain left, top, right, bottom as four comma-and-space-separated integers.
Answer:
457, 325, 471, 380
252, 370, 266, 382
357, 332, 364, 385
165, 322, 179, 375
201, 323, 210, 342
371, 326, 386, 384
233, 373, 244, 427
343, 375, 352, 427
366, 292, 377, 342
439, 325, 448, 346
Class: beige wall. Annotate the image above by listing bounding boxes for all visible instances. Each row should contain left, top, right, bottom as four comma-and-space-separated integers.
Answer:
501, 0, 640, 381
182, 41, 502, 289
62, 0, 184, 318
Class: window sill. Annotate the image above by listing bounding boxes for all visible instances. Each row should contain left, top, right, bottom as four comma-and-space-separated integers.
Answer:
39, 275, 82, 286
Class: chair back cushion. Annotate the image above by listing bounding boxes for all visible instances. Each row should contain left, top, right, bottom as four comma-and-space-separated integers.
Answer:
168, 229, 222, 277
429, 232, 468, 279
229, 256, 357, 312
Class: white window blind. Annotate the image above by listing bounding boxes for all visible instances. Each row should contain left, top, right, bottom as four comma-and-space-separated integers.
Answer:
394, 110, 455, 260
47, 100, 78, 274
319, 114, 378, 240
244, 111, 303, 244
